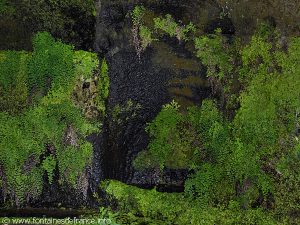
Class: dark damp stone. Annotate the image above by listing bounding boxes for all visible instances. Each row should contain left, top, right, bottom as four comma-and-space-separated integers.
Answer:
205, 17, 236, 35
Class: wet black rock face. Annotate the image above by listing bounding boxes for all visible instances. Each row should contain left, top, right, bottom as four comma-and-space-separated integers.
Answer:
4, 0, 298, 209
92, 0, 209, 192
205, 17, 236, 35
101, 50, 173, 181
131, 168, 190, 192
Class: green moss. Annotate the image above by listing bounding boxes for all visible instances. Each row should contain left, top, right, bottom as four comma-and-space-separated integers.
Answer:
131, 6, 156, 58
134, 25, 300, 223
0, 51, 29, 114
154, 14, 196, 41
41, 156, 56, 184
134, 100, 200, 170
0, 32, 108, 206
102, 180, 279, 225
195, 28, 233, 79
111, 100, 142, 126
95, 58, 110, 116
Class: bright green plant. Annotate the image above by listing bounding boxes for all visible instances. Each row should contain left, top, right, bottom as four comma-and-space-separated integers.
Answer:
131, 5, 145, 28
133, 25, 300, 221
195, 28, 233, 79
73, 50, 99, 79
139, 26, 154, 50
98, 207, 119, 225
131, 6, 195, 57
134, 100, 200, 170
131, 6, 154, 58
42, 156, 56, 184
102, 180, 279, 225
234, 34, 300, 219
95, 58, 110, 116
134, 99, 229, 171
28, 32, 75, 95
0, 32, 106, 206
154, 14, 195, 41
0, 51, 29, 114
72, 52, 109, 121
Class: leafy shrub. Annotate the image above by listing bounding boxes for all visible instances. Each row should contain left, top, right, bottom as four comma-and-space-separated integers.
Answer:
139, 26, 154, 50
102, 180, 279, 225
0, 32, 107, 206
73, 50, 99, 79
134, 100, 200, 170
194, 28, 233, 79
131, 6, 145, 28
42, 156, 56, 184
130, 5, 195, 57
154, 14, 195, 41
28, 32, 75, 95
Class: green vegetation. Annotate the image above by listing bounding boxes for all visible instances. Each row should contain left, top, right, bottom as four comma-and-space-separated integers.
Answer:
131, 6, 155, 58
154, 14, 196, 41
123, 12, 300, 224
134, 100, 201, 169
95, 59, 110, 116
0, 32, 108, 206
1, 0, 95, 49
0, 51, 29, 114
111, 100, 142, 126
102, 180, 278, 225
130, 6, 195, 57
0, 0, 14, 15
131, 6, 146, 28
194, 28, 233, 79
139, 26, 154, 50
72, 52, 109, 120
1, 2, 300, 224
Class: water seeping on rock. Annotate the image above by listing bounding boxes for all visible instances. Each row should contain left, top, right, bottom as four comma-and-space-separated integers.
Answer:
90, 0, 300, 202
1, 0, 300, 213
92, 0, 213, 194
